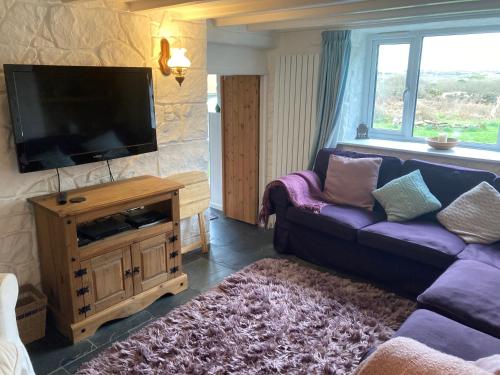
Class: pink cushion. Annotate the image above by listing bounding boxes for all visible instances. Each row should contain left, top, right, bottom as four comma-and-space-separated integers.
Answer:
323, 155, 382, 211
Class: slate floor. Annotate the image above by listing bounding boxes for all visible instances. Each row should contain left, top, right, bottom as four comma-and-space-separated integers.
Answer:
27, 210, 282, 375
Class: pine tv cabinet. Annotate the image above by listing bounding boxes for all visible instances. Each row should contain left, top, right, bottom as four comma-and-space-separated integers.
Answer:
29, 175, 188, 343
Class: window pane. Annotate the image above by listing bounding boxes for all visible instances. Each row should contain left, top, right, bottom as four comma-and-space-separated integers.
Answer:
372, 43, 410, 131
414, 33, 500, 144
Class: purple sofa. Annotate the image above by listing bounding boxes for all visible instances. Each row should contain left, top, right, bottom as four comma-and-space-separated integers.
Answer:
270, 148, 496, 295
269, 148, 500, 361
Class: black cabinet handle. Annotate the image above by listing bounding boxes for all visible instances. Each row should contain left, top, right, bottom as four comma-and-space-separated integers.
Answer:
133, 266, 141, 275
124, 269, 132, 278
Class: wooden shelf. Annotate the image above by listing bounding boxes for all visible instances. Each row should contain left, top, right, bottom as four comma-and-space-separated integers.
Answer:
29, 175, 183, 218
78, 221, 173, 260
30, 176, 187, 343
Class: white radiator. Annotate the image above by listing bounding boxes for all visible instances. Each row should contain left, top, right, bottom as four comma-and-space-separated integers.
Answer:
271, 54, 320, 179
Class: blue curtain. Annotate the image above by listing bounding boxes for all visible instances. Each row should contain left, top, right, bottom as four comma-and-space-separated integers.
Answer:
309, 30, 351, 169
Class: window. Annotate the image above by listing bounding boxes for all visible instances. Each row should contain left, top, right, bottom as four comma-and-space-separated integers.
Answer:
365, 30, 500, 149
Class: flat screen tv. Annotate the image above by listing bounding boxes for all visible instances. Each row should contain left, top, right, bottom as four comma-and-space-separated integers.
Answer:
4, 64, 157, 173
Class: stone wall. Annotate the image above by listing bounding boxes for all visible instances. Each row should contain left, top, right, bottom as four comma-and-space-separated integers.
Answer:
0, 0, 208, 287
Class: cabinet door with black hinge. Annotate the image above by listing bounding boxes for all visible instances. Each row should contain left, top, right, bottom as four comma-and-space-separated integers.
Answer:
131, 233, 173, 294
80, 246, 133, 316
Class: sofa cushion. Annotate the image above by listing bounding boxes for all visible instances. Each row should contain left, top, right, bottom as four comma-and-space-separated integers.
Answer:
313, 148, 402, 189
402, 159, 496, 208
418, 260, 500, 339
286, 205, 385, 242
372, 170, 442, 222
458, 243, 500, 269
394, 309, 500, 361
437, 181, 500, 244
323, 155, 382, 210
495, 177, 500, 193
358, 221, 465, 268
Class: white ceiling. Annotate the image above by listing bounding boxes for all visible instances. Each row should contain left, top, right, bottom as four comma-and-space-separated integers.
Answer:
119, 0, 500, 31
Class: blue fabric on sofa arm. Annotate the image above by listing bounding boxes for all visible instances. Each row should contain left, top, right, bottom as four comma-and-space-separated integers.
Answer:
358, 220, 466, 269
417, 260, 500, 339
394, 309, 500, 361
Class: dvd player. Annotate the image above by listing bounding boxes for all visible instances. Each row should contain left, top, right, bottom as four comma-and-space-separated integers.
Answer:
124, 208, 168, 228
77, 215, 132, 241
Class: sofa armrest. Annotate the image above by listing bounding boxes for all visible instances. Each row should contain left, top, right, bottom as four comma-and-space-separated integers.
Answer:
0, 274, 35, 375
0, 274, 20, 343
269, 185, 292, 212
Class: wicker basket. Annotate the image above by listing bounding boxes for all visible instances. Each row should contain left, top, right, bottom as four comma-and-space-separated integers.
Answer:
16, 284, 47, 344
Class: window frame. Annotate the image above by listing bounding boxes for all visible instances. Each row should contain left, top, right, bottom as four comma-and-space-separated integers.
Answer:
363, 27, 500, 150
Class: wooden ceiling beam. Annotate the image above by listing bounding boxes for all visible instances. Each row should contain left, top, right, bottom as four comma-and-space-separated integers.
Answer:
215, 0, 479, 27
159, 0, 353, 20
248, 10, 500, 31
246, 2, 500, 31
127, 0, 220, 12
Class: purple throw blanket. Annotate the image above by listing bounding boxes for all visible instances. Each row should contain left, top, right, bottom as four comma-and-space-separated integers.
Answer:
259, 170, 328, 227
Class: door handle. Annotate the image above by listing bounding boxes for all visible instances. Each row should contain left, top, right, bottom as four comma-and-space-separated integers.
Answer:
133, 266, 141, 275
124, 269, 132, 278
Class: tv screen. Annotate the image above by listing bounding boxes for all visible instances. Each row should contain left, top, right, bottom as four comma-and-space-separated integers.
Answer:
4, 64, 157, 173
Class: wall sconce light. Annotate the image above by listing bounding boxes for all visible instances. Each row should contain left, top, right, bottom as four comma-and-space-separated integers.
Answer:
158, 38, 191, 86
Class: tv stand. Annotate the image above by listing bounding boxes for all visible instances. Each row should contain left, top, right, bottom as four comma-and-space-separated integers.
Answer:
29, 176, 187, 343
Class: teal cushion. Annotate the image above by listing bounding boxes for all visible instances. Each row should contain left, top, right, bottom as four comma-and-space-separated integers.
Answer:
372, 170, 442, 222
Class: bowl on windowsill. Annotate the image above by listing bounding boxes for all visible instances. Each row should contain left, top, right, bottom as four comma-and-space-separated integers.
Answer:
426, 137, 459, 150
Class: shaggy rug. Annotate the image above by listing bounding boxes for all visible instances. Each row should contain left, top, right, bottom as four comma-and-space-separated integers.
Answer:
77, 259, 415, 374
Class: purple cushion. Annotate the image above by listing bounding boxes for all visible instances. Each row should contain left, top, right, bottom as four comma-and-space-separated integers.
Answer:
418, 260, 500, 339
313, 148, 402, 189
358, 221, 465, 268
394, 309, 500, 361
459, 243, 500, 269
286, 205, 385, 242
402, 159, 496, 208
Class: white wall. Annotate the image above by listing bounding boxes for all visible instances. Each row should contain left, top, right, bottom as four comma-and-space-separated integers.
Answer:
265, 30, 325, 183
0, 0, 208, 287
207, 23, 273, 75
208, 43, 268, 75
208, 112, 223, 210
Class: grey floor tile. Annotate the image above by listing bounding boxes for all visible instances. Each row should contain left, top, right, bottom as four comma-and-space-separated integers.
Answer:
27, 327, 96, 375
88, 309, 154, 348
48, 368, 70, 375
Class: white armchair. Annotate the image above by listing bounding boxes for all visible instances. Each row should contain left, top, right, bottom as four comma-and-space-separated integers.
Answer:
0, 274, 35, 375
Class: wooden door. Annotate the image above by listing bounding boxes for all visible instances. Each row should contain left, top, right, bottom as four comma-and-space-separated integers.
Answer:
221, 75, 260, 224
81, 247, 133, 315
131, 233, 174, 294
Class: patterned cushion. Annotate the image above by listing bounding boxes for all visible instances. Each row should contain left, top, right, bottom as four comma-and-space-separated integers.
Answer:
437, 181, 500, 244
372, 170, 442, 222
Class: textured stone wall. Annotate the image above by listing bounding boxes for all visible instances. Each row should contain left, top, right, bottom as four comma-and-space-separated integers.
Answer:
0, 0, 208, 287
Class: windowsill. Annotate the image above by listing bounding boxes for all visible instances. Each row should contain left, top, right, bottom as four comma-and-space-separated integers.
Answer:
338, 139, 500, 164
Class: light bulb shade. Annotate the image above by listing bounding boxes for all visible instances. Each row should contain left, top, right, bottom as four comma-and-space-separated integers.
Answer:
167, 48, 191, 69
